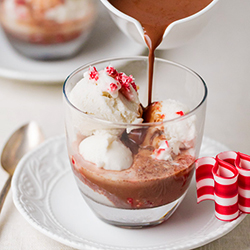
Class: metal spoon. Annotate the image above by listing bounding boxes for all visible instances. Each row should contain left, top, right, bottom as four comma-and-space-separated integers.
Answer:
0, 122, 44, 213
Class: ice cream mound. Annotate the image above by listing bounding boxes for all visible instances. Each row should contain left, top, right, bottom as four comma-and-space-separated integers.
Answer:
69, 65, 143, 124
143, 99, 196, 156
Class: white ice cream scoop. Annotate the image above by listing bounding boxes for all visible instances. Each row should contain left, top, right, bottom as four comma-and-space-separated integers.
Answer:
100, 0, 219, 50
79, 132, 133, 171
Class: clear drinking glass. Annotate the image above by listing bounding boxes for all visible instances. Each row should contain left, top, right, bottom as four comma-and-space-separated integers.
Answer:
0, 0, 97, 60
63, 56, 207, 228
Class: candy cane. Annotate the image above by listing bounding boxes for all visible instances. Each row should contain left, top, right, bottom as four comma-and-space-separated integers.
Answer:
235, 152, 250, 213
196, 151, 250, 221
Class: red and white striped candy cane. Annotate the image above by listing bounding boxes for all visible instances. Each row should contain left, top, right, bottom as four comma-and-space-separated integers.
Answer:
214, 152, 239, 221
196, 151, 250, 221
196, 157, 216, 203
235, 152, 250, 213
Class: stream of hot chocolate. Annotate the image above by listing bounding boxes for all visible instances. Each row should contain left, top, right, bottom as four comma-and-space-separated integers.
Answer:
108, 0, 212, 105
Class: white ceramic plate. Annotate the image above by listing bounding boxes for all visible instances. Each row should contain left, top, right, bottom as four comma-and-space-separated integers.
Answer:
0, 5, 145, 84
12, 136, 246, 250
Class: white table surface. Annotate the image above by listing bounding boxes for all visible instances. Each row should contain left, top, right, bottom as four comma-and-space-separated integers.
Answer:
1, 0, 250, 249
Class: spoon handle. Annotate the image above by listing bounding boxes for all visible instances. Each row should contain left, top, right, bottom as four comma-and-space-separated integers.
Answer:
0, 175, 12, 213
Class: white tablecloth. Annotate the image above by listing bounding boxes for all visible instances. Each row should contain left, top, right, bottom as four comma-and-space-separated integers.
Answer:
1, 0, 250, 249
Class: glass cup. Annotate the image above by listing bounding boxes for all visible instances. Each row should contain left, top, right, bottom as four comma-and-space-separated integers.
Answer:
63, 56, 207, 228
0, 0, 97, 60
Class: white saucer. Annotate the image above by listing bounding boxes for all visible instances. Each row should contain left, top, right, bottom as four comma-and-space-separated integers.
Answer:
12, 136, 246, 250
0, 5, 145, 84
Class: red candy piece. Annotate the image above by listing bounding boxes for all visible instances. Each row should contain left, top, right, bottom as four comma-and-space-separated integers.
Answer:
127, 198, 133, 206
88, 66, 99, 81
109, 83, 118, 92
117, 73, 137, 92
153, 140, 169, 159
176, 111, 184, 116
105, 66, 118, 78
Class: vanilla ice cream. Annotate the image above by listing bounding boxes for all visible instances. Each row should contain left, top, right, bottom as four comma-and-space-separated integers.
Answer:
69, 65, 142, 136
69, 65, 143, 170
79, 131, 133, 170
144, 99, 196, 160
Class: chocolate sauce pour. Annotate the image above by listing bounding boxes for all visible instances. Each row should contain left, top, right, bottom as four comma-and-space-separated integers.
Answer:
108, 0, 212, 105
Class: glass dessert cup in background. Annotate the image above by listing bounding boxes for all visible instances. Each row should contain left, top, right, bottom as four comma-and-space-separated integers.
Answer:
0, 0, 97, 60
63, 56, 207, 228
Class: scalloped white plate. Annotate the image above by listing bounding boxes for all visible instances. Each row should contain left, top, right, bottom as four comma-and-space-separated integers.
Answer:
0, 5, 145, 84
12, 136, 246, 250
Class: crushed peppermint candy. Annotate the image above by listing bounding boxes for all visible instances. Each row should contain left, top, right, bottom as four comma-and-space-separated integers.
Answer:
116, 72, 137, 92
105, 66, 118, 78
85, 65, 138, 101
152, 140, 172, 160
176, 111, 184, 116
105, 66, 137, 92
87, 66, 99, 81
109, 82, 118, 92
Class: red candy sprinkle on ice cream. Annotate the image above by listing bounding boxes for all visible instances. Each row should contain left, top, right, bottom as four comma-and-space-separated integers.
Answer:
176, 111, 184, 116
88, 66, 99, 81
